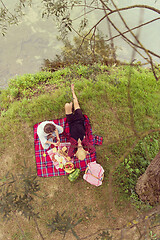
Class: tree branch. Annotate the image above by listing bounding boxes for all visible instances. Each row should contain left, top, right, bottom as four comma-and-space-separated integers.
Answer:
110, 0, 159, 80
105, 17, 160, 43
101, 1, 116, 61
72, 8, 96, 22
78, 4, 160, 61
111, 4, 160, 15
0, 0, 17, 19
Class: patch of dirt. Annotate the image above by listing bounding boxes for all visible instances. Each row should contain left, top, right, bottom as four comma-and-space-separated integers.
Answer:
1, 120, 159, 240
0, 153, 14, 175
0, 227, 3, 240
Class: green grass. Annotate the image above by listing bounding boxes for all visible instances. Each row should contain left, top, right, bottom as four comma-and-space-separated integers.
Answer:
114, 132, 160, 195
0, 63, 160, 239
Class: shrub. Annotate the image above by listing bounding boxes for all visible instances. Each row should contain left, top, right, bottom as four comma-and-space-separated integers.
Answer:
114, 132, 160, 196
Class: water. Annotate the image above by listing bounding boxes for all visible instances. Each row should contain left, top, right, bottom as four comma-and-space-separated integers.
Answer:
0, 0, 160, 89
93, 0, 160, 63
0, 0, 63, 89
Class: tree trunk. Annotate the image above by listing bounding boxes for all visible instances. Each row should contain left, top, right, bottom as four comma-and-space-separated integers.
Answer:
136, 151, 160, 205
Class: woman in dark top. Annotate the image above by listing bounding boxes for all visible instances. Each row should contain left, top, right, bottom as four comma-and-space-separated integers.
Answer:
65, 84, 95, 160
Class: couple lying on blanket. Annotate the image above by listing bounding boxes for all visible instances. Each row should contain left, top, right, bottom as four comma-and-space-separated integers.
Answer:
37, 84, 95, 161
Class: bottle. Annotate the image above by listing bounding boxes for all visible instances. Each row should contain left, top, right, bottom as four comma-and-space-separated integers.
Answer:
68, 169, 81, 182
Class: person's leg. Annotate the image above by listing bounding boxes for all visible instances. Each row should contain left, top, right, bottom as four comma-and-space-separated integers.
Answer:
71, 84, 80, 110
65, 102, 73, 114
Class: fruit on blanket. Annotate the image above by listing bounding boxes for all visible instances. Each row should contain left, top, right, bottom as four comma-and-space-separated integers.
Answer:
65, 164, 71, 169
64, 162, 74, 173
59, 163, 63, 169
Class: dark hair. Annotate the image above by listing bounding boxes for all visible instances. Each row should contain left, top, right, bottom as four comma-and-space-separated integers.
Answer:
44, 123, 56, 133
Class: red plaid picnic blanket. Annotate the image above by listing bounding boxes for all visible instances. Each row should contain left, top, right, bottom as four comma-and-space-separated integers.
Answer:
34, 115, 103, 177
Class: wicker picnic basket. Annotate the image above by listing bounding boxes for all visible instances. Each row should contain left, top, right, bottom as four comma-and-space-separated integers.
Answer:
85, 166, 104, 182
